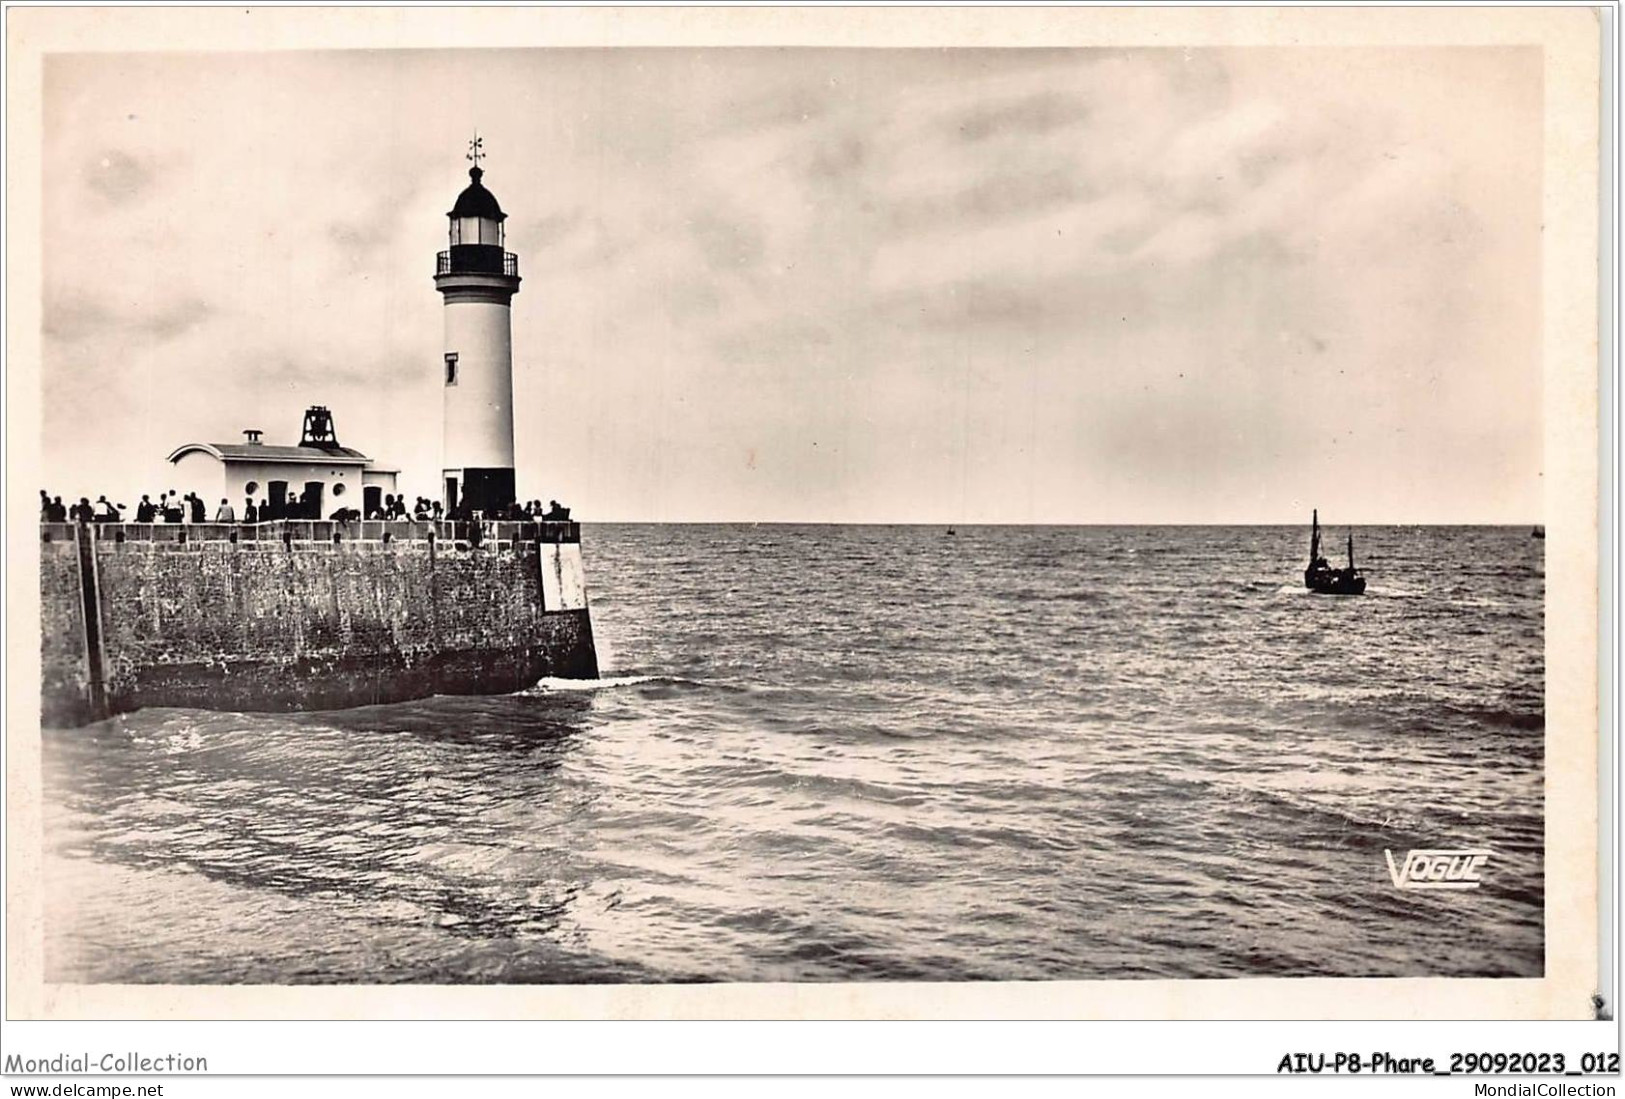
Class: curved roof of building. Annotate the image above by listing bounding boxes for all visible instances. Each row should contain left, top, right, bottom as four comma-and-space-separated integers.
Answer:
167, 443, 372, 465
448, 166, 506, 221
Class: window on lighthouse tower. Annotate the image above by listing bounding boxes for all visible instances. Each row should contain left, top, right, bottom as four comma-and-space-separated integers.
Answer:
445, 353, 459, 386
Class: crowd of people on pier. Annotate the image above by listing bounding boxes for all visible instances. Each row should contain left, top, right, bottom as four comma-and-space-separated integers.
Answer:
42, 488, 572, 526
40, 490, 209, 524
469, 499, 573, 522
368, 495, 438, 521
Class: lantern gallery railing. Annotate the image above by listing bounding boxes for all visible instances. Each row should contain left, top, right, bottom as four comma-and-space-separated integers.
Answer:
436, 250, 519, 277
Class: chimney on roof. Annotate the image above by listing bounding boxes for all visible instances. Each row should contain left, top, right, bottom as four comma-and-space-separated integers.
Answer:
243, 430, 263, 445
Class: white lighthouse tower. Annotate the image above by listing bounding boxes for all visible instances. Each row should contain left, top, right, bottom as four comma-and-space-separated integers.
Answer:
435, 137, 520, 516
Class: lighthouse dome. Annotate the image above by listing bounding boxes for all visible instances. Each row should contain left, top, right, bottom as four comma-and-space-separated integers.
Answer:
448, 166, 506, 221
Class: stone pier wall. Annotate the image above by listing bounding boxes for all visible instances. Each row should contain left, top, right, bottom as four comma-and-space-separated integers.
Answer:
40, 522, 597, 727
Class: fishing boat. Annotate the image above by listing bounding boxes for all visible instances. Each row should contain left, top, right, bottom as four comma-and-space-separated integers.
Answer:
1304, 509, 1366, 595
1532, 525, 1545, 539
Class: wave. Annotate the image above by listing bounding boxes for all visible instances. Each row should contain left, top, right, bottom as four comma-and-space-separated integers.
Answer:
520, 673, 723, 694
1366, 585, 1425, 599
1273, 582, 1421, 599
522, 674, 662, 693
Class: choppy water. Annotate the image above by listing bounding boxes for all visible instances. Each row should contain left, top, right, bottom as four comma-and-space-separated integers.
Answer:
42, 524, 1544, 983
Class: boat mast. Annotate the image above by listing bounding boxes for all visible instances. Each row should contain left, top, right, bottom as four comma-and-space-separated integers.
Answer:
1310, 509, 1321, 562
1347, 532, 1355, 571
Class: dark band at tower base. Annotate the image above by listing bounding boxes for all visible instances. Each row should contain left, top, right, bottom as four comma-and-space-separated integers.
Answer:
451, 467, 518, 518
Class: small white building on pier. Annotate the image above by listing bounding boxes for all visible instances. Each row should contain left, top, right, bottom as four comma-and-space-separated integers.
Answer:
167, 406, 399, 518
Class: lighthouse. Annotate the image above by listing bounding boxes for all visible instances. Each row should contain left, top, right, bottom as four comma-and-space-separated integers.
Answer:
435, 137, 520, 517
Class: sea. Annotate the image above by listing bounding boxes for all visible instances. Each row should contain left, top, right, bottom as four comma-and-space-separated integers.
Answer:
41, 524, 1544, 983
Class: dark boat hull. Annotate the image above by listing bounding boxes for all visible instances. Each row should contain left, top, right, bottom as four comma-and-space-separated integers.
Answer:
1305, 566, 1365, 595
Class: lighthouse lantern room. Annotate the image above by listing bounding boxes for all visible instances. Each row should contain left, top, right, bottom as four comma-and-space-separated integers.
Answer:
435, 136, 521, 517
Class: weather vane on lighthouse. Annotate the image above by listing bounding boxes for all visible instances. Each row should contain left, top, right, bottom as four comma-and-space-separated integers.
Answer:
467, 133, 485, 170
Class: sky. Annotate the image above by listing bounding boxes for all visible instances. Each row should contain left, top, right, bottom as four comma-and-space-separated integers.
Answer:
40, 46, 1542, 523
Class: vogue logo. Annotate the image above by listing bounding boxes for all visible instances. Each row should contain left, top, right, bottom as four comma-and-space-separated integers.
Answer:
1385, 848, 1494, 890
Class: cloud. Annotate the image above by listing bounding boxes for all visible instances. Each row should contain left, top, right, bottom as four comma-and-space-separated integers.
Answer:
327, 220, 393, 264
948, 90, 1090, 143
81, 148, 153, 206
510, 208, 586, 255
41, 293, 114, 342
710, 82, 831, 137
710, 315, 834, 365
43, 291, 211, 344
141, 299, 212, 340
884, 164, 1087, 237
686, 205, 766, 272
801, 130, 868, 183
250, 349, 424, 391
